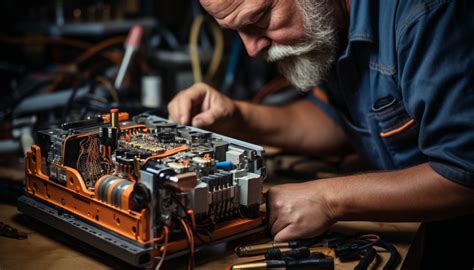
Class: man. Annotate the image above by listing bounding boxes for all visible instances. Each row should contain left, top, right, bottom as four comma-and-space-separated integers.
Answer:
168, 0, 474, 267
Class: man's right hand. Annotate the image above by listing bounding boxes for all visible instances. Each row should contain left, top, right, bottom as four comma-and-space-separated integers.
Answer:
167, 82, 239, 132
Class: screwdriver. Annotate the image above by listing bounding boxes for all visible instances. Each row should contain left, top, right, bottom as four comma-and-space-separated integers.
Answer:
231, 257, 334, 269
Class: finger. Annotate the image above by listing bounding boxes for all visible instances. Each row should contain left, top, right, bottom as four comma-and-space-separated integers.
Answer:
176, 93, 193, 125
191, 109, 217, 128
167, 100, 180, 123
274, 224, 301, 243
178, 83, 210, 125
201, 87, 211, 112
266, 188, 280, 229
270, 216, 290, 237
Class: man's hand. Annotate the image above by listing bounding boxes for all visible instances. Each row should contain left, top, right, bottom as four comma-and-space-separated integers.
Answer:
167, 82, 238, 131
268, 164, 474, 243
267, 182, 336, 242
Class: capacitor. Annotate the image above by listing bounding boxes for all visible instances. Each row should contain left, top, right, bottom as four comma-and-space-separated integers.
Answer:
216, 161, 233, 171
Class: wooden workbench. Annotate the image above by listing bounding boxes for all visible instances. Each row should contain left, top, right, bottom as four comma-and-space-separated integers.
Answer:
0, 153, 421, 269
0, 202, 420, 270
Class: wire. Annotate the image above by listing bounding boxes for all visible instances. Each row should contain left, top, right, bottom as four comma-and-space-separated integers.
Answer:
143, 145, 189, 165
205, 20, 224, 82
169, 192, 210, 245
0, 36, 120, 64
96, 76, 119, 103
0, 35, 90, 48
357, 234, 381, 250
375, 239, 399, 270
155, 226, 169, 270
190, 15, 204, 83
180, 219, 195, 270
189, 15, 224, 84
44, 36, 125, 93
355, 245, 376, 270
74, 36, 126, 67
61, 79, 80, 123
187, 209, 196, 231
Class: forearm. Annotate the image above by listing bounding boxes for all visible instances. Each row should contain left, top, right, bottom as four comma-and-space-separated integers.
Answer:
227, 100, 293, 145
321, 163, 474, 222
228, 99, 348, 155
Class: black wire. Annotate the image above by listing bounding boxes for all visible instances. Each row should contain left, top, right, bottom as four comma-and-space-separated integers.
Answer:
375, 239, 400, 270
169, 191, 210, 244
357, 239, 379, 251
355, 246, 377, 270
61, 80, 80, 123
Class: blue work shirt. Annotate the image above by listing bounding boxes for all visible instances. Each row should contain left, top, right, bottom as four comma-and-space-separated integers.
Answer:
308, 0, 474, 187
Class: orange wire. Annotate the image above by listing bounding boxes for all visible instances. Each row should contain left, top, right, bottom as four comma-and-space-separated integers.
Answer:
74, 35, 126, 66
0, 36, 91, 48
155, 226, 169, 270
60, 132, 94, 164
0, 36, 121, 66
143, 145, 189, 165
187, 210, 196, 231
180, 219, 195, 270
153, 227, 166, 242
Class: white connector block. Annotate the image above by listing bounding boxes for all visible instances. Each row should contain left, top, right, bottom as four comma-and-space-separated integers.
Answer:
237, 172, 262, 206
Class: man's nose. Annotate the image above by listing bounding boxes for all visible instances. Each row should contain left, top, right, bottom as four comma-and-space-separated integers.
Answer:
239, 32, 271, 57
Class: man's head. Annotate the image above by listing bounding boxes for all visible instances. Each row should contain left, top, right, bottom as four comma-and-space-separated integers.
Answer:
201, 0, 340, 91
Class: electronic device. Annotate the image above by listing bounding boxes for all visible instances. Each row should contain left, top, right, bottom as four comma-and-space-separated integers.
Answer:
17, 110, 266, 268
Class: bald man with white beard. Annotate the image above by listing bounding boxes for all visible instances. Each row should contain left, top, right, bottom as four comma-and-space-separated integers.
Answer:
168, 1, 474, 267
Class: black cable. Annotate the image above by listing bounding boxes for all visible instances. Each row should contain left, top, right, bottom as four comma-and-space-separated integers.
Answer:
169, 191, 210, 244
355, 246, 377, 270
357, 240, 379, 251
265, 247, 312, 261
375, 239, 399, 270
61, 80, 80, 123
288, 231, 347, 248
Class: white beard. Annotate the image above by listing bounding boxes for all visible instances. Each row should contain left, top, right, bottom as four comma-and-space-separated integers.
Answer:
263, 0, 337, 91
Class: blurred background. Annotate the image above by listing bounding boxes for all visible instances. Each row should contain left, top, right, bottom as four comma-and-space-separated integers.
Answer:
0, 0, 303, 156
0, 0, 318, 203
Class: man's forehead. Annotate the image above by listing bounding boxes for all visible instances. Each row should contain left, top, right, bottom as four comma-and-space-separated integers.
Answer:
200, 0, 273, 20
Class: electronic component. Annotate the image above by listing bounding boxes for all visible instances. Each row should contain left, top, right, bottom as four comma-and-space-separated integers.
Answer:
18, 111, 266, 268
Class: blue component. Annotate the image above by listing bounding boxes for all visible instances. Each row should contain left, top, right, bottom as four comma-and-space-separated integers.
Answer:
216, 161, 233, 171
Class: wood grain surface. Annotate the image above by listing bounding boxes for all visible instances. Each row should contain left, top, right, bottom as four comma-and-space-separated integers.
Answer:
0, 203, 420, 270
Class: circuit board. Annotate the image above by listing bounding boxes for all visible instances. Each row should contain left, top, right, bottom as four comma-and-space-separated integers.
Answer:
18, 110, 266, 267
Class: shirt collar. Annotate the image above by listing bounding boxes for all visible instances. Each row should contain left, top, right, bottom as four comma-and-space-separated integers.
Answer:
339, 0, 376, 60
347, 0, 376, 42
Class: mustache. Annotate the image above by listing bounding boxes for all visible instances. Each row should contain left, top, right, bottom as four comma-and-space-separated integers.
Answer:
262, 32, 335, 63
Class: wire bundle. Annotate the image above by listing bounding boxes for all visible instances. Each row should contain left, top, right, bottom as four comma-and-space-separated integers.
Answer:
189, 15, 224, 84
230, 232, 400, 269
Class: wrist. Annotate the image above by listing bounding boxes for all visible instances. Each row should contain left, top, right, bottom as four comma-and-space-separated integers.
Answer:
233, 100, 248, 122
317, 178, 347, 222
224, 100, 248, 133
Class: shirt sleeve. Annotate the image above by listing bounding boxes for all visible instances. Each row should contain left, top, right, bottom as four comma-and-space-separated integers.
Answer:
397, 1, 474, 187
